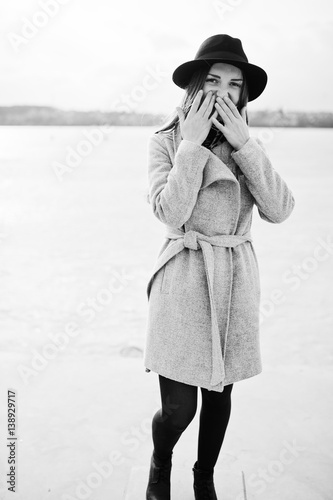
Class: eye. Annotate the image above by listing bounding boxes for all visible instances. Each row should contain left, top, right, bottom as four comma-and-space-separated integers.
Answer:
205, 78, 219, 84
230, 82, 242, 88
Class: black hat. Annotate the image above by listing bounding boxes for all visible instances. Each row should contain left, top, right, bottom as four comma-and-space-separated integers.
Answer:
172, 34, 268, 102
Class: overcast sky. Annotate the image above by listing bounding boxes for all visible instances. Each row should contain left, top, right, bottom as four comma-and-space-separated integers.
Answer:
0, 0, 332, 115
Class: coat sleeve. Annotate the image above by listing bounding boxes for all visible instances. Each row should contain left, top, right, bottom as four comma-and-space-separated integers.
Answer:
231, 137, 295, 223
147, 133, 211, 228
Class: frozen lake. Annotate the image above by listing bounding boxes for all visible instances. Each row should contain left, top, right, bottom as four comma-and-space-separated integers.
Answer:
0, 126, 332, 499
0, 125, 332, 352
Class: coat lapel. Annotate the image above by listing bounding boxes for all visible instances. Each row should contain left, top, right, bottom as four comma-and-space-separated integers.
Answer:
172, 123, 239, 189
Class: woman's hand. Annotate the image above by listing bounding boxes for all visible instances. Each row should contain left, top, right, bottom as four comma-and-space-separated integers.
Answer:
176, 90, 218, 145
212, 95, 250, 151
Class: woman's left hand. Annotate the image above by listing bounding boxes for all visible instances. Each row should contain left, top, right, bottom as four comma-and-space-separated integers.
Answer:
212, 95, 250, 151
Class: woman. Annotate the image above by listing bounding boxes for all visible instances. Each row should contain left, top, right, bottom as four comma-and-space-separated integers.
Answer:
143, 34, 295, 499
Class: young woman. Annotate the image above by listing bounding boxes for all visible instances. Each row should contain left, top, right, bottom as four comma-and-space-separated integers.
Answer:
143, 34, 295, 500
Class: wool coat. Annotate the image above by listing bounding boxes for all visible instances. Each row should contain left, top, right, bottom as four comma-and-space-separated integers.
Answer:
143, 122, 295, 392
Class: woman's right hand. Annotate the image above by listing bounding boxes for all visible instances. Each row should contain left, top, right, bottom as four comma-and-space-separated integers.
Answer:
176, 90, 218, 146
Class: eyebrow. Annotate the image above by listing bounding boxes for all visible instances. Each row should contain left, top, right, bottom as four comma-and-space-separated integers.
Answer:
207, 73, 243, 81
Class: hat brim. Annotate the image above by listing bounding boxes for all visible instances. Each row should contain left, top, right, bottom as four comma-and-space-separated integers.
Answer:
172, 58, 267, 102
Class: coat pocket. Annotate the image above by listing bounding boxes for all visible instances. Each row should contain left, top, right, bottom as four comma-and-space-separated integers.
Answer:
160, 256, 177, 294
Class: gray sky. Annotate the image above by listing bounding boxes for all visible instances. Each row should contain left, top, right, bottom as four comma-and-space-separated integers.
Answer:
1, 0, 332, 115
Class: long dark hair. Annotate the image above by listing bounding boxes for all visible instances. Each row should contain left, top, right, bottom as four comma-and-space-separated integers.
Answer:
155, 63, 249, 146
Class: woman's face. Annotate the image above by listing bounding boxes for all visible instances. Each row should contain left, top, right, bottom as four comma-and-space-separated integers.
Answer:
202, 62, 243, 109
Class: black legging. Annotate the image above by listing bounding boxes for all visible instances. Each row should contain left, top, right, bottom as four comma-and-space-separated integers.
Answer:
151, 375, 233, 473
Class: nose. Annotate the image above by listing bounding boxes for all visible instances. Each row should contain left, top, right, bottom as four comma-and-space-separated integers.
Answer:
216, 90, 231, 99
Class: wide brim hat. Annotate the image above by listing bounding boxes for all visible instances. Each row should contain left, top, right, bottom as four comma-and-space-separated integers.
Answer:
172, 34, 268, 102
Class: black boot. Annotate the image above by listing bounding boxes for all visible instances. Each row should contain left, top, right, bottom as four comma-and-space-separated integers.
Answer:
146, 451, 173, 500
192, 461, 218, 500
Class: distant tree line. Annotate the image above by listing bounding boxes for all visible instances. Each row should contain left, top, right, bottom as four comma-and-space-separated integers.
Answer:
0, 105, 332, 127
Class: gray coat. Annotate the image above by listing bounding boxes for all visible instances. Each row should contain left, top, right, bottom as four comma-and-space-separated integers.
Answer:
143, 123, 295, 392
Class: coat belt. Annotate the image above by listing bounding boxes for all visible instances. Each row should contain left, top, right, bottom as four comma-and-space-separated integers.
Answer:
146, 228, 252, 389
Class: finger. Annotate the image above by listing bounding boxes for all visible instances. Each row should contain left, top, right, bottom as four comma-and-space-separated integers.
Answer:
217, 98, 235, 121
211, 116, 225, 132
214, 101, 231, 123
176, 107, 185, 125
222, 95, 240, 118
198, 91, 214, 115
211, 109, 219, 120
209, 108, 219, 121
188, 90, 204, 116
203, 93, 216, 118
240, 106, 247, 121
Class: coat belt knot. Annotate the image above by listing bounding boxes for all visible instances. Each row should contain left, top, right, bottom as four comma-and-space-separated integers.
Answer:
183, 230, 199, 250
